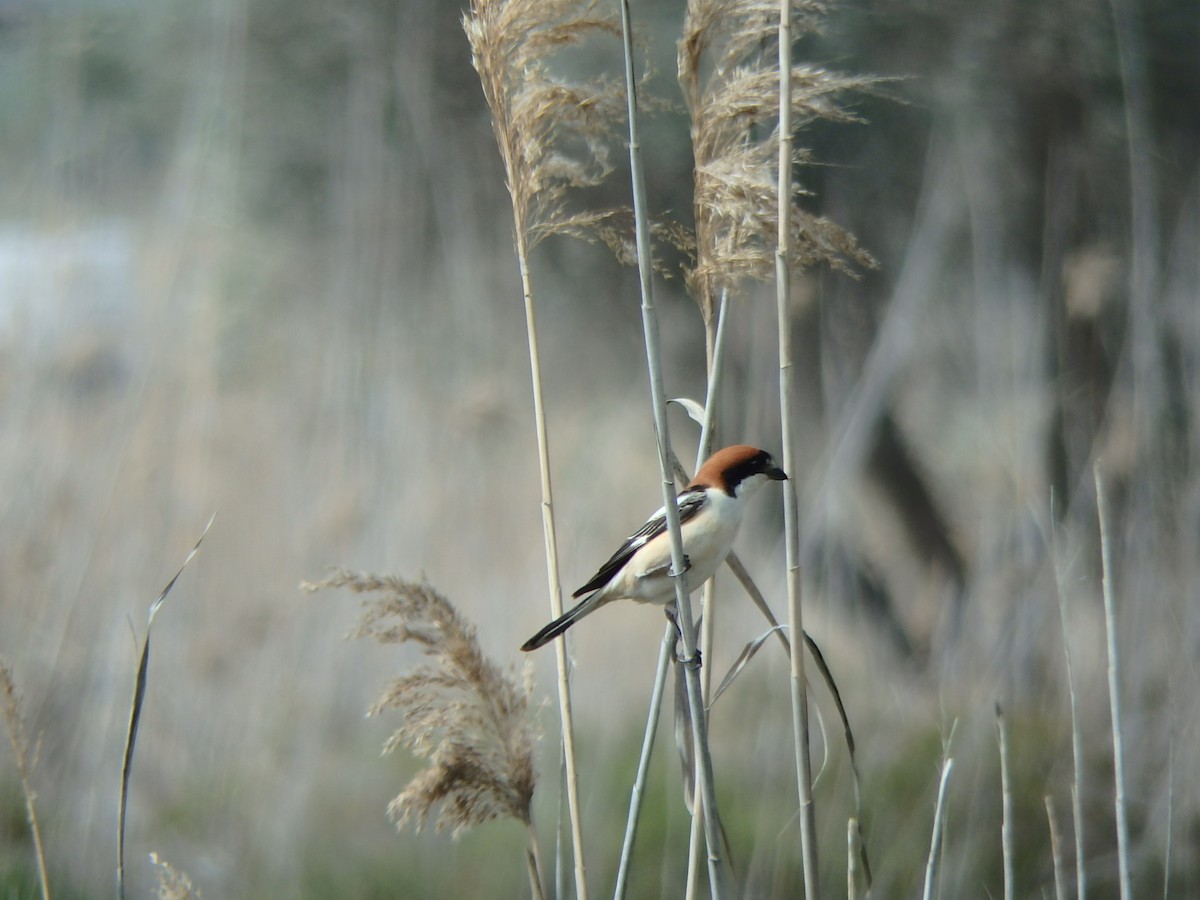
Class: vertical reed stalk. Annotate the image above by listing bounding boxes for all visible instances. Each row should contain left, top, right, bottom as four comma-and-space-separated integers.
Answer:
776, 0, 818, 894
619, 291, 730, 900
614, 625, 675, 900
1071, 785, 1085, 900
922, 757, 955, 900
619, 0, 729, 893
1049, 496, 1087, 900
464, 3, 628, 891
1163, 741, 1174, 900
1046, 796, 1068, 900
684, 580, 717, 900
847, 818, 861, 900
515, 232, 589, 900
527, 820, 548, 900
996, 704, 1014, 900
1109, 0, 1162, 433
684, 289, 730, 898
1095, 465, 1131, 900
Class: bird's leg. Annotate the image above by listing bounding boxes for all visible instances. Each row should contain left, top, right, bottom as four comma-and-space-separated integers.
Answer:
664, 604, 702, 669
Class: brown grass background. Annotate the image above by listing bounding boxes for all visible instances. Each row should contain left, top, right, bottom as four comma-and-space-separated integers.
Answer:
0, 0, 1197, 896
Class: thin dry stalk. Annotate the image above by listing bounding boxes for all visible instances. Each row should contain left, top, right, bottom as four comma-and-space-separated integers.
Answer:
1163, 740, 1174, 900
1049, 496, 1087, 900
1109, 0, 1163, 433
514, 235, 587, 900
672, 2, 874, 888
527, 821, 548, 900
708, 545, 872, 886
683, 580, 718, 900
1095, 466, 1132, 900
614, 625, 676, 900
683, 290, 730, 899
996, 704, 1014, 900
619, 0, 729, 893
922, 756, 955, 900
775, 0, 818, 893
847, 817, 861, 900
464, 3, 627, 894
1071, 785, 1085, 900
617, 463, 716, 900
651, 428, 862, 900
1045, 796, 1068, 900
682, 555, 724, 894
118, 517, 213, 900
304, 571, 543, 896
0, 660, 51, 900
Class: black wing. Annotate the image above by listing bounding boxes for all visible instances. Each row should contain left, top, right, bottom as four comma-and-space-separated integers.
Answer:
571, 489, 709, 597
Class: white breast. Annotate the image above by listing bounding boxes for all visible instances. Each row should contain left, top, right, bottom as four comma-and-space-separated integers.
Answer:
611, 489, 744, 605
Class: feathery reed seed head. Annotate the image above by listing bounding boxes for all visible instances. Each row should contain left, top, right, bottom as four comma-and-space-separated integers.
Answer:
304, 571, 538, 835
679, 0, 877, 313
150, 853, 202, 900
464, 0, 625, 248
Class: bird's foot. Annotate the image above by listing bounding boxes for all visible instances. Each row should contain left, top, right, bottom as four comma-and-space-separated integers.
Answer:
676, 647, 702, 670
664, 606, 702, 668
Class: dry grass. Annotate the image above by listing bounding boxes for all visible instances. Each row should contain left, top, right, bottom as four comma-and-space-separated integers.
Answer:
0, 0, 1197, 896
149, 852, 201, 900
464, 0, 625, 248
303, 571, 537, 835
304, 571, 545, 896
678, 0, 877, 318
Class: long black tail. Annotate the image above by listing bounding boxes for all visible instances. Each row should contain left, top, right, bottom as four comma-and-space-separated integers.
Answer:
521, 594, 602, 651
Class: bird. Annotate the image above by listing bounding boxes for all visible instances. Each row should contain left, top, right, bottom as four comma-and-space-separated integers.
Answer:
521, 445, 787, 652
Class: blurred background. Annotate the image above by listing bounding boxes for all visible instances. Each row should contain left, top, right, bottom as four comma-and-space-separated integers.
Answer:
0, 0, 1196, 896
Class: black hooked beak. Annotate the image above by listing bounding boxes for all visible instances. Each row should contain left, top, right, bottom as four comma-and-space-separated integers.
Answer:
765, 464, 788, 481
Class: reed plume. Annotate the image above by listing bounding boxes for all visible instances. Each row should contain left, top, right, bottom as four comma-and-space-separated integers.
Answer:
149, 853, 201, 900
464, 0, 625, 247
679, 0, 876, 321
304, 571, 544, 896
